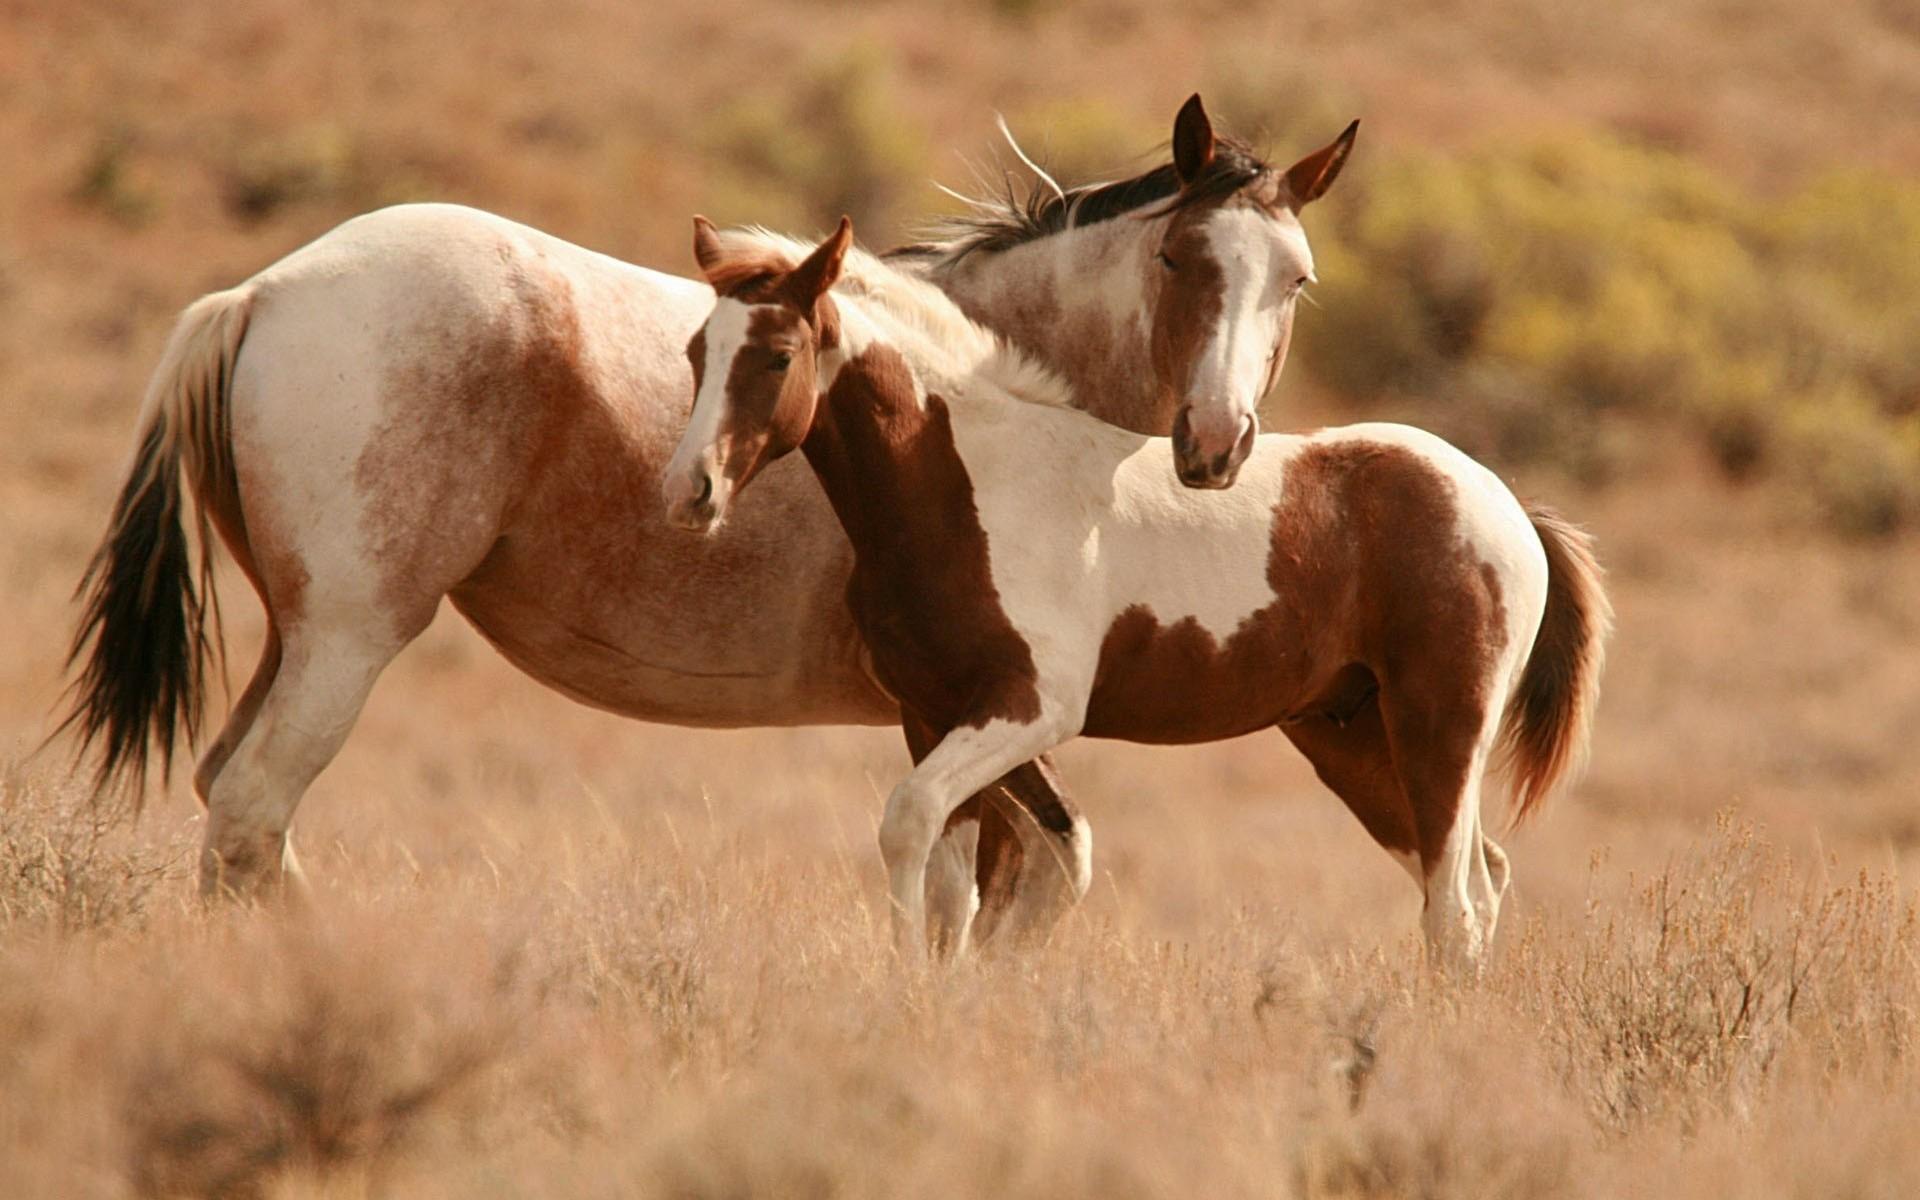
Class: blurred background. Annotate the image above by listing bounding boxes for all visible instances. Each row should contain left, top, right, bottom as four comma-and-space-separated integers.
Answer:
3, 0, 1918, 926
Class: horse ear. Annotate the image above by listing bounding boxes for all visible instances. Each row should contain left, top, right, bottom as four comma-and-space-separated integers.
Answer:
1283, 120, 1360, 210
1172, 93, 1216, 185
785, 216, 853, 306
692, 215, 726, 280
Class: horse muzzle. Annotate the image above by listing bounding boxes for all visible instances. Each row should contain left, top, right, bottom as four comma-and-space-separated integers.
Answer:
1172, 406, 1258, 490
662, 467, 724, 534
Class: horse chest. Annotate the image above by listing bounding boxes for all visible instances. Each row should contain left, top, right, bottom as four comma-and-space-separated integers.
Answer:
844, 558, 1043, 732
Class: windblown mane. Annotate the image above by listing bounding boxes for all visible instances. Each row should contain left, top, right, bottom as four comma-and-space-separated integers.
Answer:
710, 226, 1074, 411
889, 133, 1273, 267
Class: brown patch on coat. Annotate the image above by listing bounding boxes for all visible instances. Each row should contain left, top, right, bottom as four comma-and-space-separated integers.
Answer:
799, 344, 1043, 731
354, 253, 593, 638
1085, 440, 1509, 864
705, 307, 822, 492
1149, 216, 1227, 410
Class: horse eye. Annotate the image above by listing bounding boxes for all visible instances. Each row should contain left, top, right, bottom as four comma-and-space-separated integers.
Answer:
769, 352, 793, 372
1156, 251, 1179, 272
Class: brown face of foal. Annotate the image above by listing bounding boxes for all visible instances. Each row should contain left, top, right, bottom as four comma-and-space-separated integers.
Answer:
662, 217, 849, 533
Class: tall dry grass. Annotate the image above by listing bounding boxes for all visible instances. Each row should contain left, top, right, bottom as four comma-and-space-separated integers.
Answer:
1, 778, 1914, 1199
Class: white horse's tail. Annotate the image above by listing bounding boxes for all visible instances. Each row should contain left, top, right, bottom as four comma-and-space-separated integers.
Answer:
1494, 504, 1613, 823
55, 287, 255, 802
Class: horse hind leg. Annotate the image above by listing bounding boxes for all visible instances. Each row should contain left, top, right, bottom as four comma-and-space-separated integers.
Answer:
196, 610, 428, 899
1280, 676, 1424, 887
1378, 676, 1511, 971
192, 627, 290, 885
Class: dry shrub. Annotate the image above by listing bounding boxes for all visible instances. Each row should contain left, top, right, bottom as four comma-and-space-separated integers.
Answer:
121, 913, 521, 1199
0, 806, 1915, 1199
1508, 814, 1919, 1131
0, 764, 191, 933
220, 125, 360, 224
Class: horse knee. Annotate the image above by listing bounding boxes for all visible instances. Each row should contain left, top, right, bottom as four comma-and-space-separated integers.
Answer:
878, 784, 942, 871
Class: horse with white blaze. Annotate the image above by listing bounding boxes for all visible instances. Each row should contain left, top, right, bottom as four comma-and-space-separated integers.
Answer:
57, 96, 1355, 945
666, 218, 1611, 966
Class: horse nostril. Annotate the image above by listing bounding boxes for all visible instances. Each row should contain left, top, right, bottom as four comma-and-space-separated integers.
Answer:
694, 472, 713, 506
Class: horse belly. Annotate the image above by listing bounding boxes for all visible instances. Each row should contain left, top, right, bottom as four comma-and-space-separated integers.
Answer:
448, 450, 894, 730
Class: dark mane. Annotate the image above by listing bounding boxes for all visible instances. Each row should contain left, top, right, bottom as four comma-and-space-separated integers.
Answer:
889, 134, 1272, 265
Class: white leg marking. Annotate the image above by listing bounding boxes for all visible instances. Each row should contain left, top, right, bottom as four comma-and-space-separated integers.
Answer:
1419, 727, 1508, 972
877, 717, 1070, 958
200, 627, 408, 898
924, 817, 981, 957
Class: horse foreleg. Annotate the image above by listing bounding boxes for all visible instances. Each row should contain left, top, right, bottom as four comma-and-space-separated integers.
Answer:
878, 716, 1072, 959
902, 710, 1090, 955
972, 756, 1092, 947
902, 714, 982, 955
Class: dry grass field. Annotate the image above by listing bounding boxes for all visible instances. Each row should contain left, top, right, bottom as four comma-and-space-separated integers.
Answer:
4, 1, 1920, 1195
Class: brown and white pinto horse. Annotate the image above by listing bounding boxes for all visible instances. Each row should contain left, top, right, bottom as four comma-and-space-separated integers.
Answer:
667, 219, 1611, 966
58, 97, 1354, 935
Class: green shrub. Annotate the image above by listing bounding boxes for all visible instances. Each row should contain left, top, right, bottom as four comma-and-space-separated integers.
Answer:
703, 43, 927, 241
1304, 134, 1920, 534
71, 127, 157, 226
1002, 97, 1161, 189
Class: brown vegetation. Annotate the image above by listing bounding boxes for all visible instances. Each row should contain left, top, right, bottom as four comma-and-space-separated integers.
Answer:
4, 0, 1920, 1195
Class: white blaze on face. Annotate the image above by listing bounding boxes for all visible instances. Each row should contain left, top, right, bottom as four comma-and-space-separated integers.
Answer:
663, 298, 753, 523
1182, 206, 1314, 442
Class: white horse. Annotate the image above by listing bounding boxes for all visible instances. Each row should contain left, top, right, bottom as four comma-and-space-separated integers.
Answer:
60, 97, 1357, 943
667, 219, 1611, 966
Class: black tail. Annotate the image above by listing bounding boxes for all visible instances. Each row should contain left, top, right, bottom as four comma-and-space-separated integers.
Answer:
53, 288, 253, 802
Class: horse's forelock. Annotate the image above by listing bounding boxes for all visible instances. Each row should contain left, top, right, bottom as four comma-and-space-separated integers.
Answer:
706, 250, 795, 302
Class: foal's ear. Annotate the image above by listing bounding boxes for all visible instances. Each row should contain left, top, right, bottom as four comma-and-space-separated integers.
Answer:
785, 216, 853, 307
1282, 120, 1360, 210
1172, 93, 1216, 185
692, 215, 726, 279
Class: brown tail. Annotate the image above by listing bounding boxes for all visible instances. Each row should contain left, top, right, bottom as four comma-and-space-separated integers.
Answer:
1496, 504, 1613, 824
53, 288, 254, 802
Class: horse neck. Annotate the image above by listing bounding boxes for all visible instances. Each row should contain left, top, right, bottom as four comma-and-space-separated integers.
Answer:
800, 314, 988, 592
928, 218, 1174, 436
